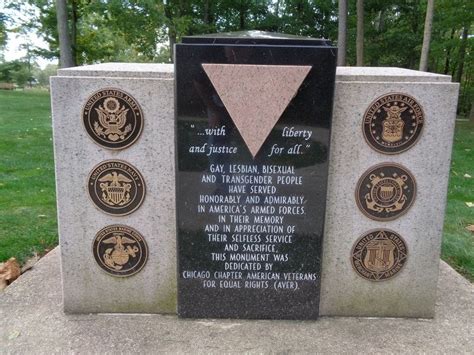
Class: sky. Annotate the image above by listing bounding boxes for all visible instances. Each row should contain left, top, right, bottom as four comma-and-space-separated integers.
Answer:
1, 1, 57, 69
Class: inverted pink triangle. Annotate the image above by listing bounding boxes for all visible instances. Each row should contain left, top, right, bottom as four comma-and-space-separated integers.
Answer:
202, 63, 311, 158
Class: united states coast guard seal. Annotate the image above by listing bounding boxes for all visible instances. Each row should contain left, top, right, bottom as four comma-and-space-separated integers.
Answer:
351, 229, 408, 281
92, 225, 148, 277
83, 88, 143, 149
356, 163, 416, 221
363, 93, 424, 154
87, 160, 146, 216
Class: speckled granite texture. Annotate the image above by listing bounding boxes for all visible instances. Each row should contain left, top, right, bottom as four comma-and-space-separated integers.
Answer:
51, 65, 176, 313
320, 68, 459, 317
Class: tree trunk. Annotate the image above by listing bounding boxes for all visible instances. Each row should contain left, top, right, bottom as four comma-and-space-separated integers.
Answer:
419, 0, 434, 71
203, 0, 209, 25
470, 102, 474, 123
56, 0, 74, 68
71, 0, 78, 64
356, 0, 364, 66
377, 9, 385, 32
204, 0, 214, 27
455, 26, 469, 83
169, 28, 176, 63
164, 3, 177, 63
239, 3, 245, 30
444, 28, 455, 74
337, 0, 347, 66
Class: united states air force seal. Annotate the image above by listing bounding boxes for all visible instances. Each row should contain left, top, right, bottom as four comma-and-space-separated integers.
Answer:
351, 229, 408, 281
356, 163, 416, 221
83, 88, 143, 149
363, 93, 424, 154
93, 225, 148, 277
87, 160, 145, 216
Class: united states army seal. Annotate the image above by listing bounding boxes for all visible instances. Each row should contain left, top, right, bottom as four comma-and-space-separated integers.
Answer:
356, 163, 416, 221
351, 229, 408, 281
87, 160, 145, 216
363, 93, 424, 154
83, 88, 143, 149
92, 225, 148, 277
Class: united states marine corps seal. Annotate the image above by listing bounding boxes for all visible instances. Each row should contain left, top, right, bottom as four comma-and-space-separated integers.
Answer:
92, 225, 148, 277
87, 160, 145, 216
363, 93, 424, 154
351, 229, 408, 281
83, 88, 143, 149
356, 163, 416, 221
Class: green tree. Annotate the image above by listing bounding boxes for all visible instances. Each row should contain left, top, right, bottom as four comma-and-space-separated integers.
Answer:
0, 60, 23, 82
0, 12, 8, 49
34, 63, 57, 86
278, 0, 337, 39
0, 11, 10, 62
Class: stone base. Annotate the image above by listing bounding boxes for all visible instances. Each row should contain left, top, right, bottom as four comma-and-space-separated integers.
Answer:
1, 248, 472, 353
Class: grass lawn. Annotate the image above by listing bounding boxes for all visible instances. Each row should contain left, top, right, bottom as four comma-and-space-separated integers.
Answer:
0, 90, 473, 281
0, 89, 57, 264
442, 120, 474, 281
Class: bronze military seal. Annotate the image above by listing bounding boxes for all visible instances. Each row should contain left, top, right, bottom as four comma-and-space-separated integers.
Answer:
363, 93, 424, 154
356, 163, 416, 221
92, 225, 148, 277
83, 88, 143, 149
87, 160, 145, 216
351, 229, 408, 281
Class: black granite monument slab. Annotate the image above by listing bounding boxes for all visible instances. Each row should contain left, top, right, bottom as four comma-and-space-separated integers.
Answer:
175, 31, 337, 319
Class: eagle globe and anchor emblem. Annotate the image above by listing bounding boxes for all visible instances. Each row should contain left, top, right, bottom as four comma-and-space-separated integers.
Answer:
83, 88, 143, 150
87, 160, 146, 216
93, 225, 148, 277
102, 233, 139, 271
356, 163, 416, 221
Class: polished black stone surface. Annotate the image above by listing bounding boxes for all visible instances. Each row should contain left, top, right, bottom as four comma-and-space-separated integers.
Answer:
182, 30, 331, 46
175, 33, 337, 320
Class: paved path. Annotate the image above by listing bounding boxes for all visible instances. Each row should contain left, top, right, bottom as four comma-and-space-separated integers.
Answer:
1, 247, 473, 354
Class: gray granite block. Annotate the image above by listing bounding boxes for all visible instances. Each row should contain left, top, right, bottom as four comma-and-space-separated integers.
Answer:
51, 65, 176, 313
320, 68, 459, 317
51, 64, 459, 317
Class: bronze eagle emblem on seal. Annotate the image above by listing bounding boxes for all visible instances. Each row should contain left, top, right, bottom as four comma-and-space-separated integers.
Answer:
82, 88, 143, 149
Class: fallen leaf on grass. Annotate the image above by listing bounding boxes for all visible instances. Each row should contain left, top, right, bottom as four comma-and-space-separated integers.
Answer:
8, 330, 20, 340
21, 253, 40, 273
464, 173, 472, 178
466, 225, 474, 233
0, 258, 21, 291
466, 202, 474, 208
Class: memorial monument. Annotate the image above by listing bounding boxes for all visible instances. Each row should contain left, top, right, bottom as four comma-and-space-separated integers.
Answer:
50, 31, 459, 319
175, 33, 337, 319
